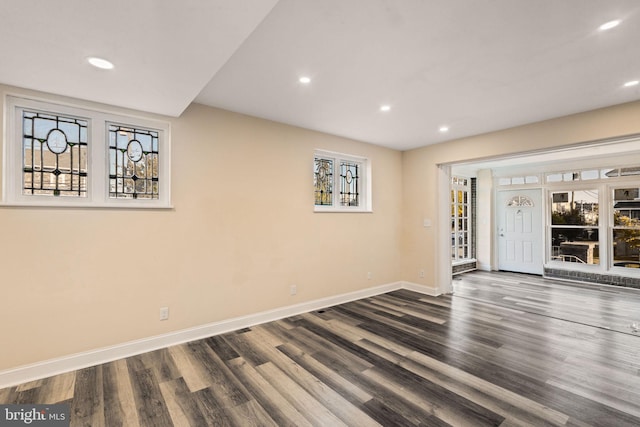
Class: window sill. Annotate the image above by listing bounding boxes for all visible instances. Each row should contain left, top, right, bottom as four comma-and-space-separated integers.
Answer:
545, 261, 602, 270
452, 258, 477, 266
314, 208, 373, 213
0, 201, 174, 210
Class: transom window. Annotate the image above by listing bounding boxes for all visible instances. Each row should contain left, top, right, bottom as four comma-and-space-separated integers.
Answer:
506, 195, 534, 207
314, 150, 371, 212
2, 95, 171, 208
546, 166, 640, 183
497, 175, 540, 186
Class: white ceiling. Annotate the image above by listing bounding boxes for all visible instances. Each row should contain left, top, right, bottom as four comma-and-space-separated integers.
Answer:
1, 0, 640, 151
0, 0, 279, 117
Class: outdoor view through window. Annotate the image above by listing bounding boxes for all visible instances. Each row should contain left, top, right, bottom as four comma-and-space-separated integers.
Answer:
551, 190, 599, 265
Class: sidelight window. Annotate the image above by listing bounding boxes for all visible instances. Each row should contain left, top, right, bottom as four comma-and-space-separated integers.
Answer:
451, 176, 472, 261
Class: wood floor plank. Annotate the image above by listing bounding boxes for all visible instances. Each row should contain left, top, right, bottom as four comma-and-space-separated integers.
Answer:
362, 366, 503, 427
14, 387, 40, 405
37, 370, 76, 404
405, 350, 571, 426
276, 342, 374, 405
227, 399, 278, 427
255, 361, 348, 426
205, 335, 240, 361
102, 359, 140, 427
15, 378, 43, 392
246, 326, 381, 427
70, 365, 105, 427
126, 363, 173, 427
166, 343, 211, 392
102, 362, 127, 427
362, 398, 425, 427
221, 330, 271, 367
369, 295, 448, 324
0, 386, 17, 404
263, 319, 374, 373
226, 357, 314, 427
193, 386, 235, 427
185, 340, 252, 408
546, 376, 640, 419
158, 377, 208, 427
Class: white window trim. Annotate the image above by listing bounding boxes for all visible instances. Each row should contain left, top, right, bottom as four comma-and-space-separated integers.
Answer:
2, 95, 172, 208
313, 149, 372, 213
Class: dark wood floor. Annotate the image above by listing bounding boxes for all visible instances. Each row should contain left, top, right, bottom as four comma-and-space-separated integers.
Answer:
2, 271, 640, 426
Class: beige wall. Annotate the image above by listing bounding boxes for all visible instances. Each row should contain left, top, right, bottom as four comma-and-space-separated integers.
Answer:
401, 100, 640, 290
0, 85, 403, 371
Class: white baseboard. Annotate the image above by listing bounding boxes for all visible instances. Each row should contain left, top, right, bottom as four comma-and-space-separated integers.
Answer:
477, 262, 492, 271
401, 281, 441, 296
0, 280, 439, 388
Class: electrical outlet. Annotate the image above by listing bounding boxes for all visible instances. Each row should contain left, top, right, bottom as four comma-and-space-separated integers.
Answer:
159, 306, 169, 321
367, 272, 372, 280
419, 270, 425, 278
290, 284, 297, 296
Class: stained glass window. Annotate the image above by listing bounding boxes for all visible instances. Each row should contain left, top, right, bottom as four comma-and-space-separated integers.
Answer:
339, 161, 360, 207
314, 150, 369, 212
22, 111, 88, 197
108, 124, 159, 199
314, 157, 333, 206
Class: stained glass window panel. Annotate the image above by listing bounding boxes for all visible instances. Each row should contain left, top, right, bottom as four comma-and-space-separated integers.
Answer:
339, 161, 360, 207
314, 157, 333, 206
22, 110, 88, 197
109, 124, 159, 199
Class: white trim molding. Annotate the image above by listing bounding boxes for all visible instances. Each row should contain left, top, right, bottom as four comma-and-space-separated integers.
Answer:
0, 280, 441, 388
400, 281, 441, 297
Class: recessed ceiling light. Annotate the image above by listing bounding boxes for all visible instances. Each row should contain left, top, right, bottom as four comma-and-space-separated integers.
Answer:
599, 19, 621, 31
87, 57, 114, 70
439, 126, 449, 133
380, 105, 391, 112
624, 80, 639, 87
299, 76, 311, 84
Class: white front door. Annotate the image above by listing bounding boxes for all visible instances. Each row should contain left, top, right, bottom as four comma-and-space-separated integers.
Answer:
497, 189, 543, 274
